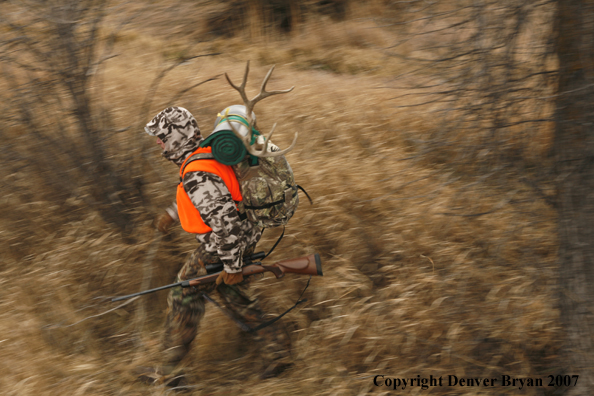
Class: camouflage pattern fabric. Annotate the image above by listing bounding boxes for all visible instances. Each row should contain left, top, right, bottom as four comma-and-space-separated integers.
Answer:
183, 171, 262, 273
145, 107, 203, 165
161, 243, 292, 375
233, 154, 299, 228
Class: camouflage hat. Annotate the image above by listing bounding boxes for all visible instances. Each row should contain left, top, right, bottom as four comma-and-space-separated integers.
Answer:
145, 106, 202, 163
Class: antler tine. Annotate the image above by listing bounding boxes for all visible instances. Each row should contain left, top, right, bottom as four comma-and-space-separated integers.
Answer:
252, 65, 295, 105
262, 122, 277, 146
226, 116, 298, 158
224, 61, 252, 117
247, 122, 298, 158
260, 130, 298, 157
226, 117, 266, 157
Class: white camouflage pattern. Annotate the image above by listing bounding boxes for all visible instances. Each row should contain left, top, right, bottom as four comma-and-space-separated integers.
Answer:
145, 106, 202, 165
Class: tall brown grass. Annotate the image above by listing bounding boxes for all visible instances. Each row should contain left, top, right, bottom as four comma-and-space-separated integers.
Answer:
0, 2, 560, 395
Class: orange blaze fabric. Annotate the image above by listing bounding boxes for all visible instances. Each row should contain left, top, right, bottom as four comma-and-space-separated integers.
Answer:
176, 147, 243, 234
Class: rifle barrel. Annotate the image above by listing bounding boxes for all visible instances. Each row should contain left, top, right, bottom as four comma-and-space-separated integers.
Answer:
111, 281, 183, 302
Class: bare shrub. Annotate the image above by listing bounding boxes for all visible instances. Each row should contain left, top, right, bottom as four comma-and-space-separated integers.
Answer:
383, 0, 557, 176
0, 0, 148, 244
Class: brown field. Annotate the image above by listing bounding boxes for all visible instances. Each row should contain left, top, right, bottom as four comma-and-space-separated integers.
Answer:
0, 2, 560, 395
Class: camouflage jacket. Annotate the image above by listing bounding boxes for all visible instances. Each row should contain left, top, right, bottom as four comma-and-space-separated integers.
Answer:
167, 164, 261, 274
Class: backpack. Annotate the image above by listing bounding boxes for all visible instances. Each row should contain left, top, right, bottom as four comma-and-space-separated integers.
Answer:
180, 145, 310, 229
201, 62, 312, 228
233, 152, 306, 229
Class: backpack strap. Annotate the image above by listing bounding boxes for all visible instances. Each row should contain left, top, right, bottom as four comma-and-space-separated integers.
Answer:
179, 152, 215, 182
297, 185, 313, 205
243, 186, 298, 210
242, 185, 313, 210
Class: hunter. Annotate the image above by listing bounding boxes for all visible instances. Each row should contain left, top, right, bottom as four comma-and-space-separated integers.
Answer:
141, 106, 292, 385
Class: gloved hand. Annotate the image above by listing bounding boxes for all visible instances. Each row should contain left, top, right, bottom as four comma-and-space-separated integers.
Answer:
216, 270, 244, 286
154, 212, 175, 233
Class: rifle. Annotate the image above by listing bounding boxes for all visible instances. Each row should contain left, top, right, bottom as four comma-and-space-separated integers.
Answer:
111, 252, 323, 302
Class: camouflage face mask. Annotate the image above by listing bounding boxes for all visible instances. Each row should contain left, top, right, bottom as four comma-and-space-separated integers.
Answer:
145, 106, 202, 164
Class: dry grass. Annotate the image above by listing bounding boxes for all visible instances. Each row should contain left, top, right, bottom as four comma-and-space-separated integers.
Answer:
0, 2, 561, 395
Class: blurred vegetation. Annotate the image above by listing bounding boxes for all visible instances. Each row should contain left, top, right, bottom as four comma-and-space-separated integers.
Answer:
0, 0, 581, 395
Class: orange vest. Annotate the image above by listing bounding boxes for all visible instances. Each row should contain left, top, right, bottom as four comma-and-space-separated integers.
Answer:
176, 147, 243, 234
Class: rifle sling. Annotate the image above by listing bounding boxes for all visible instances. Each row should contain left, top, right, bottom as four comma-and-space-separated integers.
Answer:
264, 226, 284, 259
201, 275, 311, 333
297, 185, 313, 205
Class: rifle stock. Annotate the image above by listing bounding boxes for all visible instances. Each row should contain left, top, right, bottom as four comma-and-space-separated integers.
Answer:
257, 253, 323, 278
186, 253, 322, 287
111, 253, 323, 302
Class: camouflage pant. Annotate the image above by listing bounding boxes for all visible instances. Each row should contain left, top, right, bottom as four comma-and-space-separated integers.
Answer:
161, 243, 291, 375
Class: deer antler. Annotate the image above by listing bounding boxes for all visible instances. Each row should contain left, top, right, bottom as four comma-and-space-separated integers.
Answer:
224, 61, 297, 157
